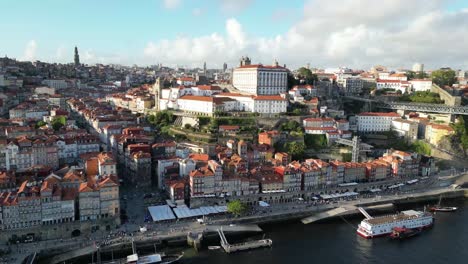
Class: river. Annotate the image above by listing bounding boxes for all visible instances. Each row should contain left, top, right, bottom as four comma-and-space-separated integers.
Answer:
184, 199, 468, 264
63, 199, 467, 264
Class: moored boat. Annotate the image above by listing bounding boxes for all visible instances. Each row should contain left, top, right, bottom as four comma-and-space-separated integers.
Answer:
126, 252, 183, 264
389, 227, 422, 239
356, 207, 433, 239
429, 206, 458, 212
429, 196, 458, 212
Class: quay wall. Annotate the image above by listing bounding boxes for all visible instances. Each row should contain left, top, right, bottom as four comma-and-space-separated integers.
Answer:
41, 188, 467, 263
0, 217, 120, 243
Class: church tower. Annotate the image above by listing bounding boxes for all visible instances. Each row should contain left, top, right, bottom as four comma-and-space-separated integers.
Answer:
153, 77, 163, 111
74, 46, 80, 66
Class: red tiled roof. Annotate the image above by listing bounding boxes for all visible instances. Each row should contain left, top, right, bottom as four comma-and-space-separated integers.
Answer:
189, 153, 209, 162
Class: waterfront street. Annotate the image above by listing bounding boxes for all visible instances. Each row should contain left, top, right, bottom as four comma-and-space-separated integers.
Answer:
3, 171, 465, 264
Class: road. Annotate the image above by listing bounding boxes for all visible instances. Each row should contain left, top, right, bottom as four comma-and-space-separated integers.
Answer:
4, 171, 466, 263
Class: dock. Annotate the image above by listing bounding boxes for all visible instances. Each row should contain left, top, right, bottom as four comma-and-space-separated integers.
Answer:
302, 188, 466, 224
217, 228, 272, 253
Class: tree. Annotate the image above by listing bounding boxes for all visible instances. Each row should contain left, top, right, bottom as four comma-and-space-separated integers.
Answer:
305, 134, 327, 149
297, 67, 318, 85
452, 116, 468, 155
184, 124, 192, 130
51, 116, 66, 131
286, 141, 305, 160
36, 120, 47, 128
287, 73, 299, 90
410, 140, 432, 156
431, 69, 457, 87
227, 200, 247, 217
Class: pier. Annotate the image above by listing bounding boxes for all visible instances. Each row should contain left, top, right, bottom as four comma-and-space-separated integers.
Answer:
302, 188, 466, 224
217, 228, 272, 253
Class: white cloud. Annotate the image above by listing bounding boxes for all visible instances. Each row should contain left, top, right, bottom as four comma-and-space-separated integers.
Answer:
220, 0, 253, 13
163, 0, 181, 10
146, 0, 468, 69
55, 45, 66, 62
21, 40, 37, 61
192, 7, 202, 16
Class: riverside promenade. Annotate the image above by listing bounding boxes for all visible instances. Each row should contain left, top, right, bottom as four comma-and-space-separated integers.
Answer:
8, 172, 468, 264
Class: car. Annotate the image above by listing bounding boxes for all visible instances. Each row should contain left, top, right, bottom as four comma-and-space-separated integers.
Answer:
229, 224, 236, 227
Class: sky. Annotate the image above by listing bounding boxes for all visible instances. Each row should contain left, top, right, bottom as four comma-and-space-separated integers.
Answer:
1, 0, 467, 70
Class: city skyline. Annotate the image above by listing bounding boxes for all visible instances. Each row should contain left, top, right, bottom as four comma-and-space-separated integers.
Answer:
1, 0, 468, 69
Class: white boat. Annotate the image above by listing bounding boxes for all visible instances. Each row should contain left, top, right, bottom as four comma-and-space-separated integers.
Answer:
126, 239, 183, 264
356, 207, 433, 239
208, 246, 221, 250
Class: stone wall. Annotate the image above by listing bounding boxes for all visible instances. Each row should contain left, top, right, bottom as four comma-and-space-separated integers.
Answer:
0, 217, 120, 243
431, 84, 462, 106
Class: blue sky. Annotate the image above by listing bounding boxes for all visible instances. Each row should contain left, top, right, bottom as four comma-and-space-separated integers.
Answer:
0, 0, 303, 64
1, 0, 468, 69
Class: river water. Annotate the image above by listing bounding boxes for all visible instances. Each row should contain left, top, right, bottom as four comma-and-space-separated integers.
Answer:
64, 199, 467, 264
184, 199, 468, 264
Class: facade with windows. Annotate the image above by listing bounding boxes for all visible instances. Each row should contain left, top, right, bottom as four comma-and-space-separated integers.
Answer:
357, 112, 400, 132
233, 64, 288, 95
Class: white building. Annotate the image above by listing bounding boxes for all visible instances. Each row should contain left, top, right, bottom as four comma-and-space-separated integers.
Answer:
232, 63, 288, 95
34, 86, 56, 95
179, 158, 196, 177
253, 95, 288, 114
409, 79, 432, 92
357, 112, 401, 132
42, 79, 68, 90
337, 77, 364, 95
412, 63, 424, 72
177, 94, 288, 116
376, 80, 410, 93
176, 77, 196, 86
177, 95, 234, 116
391, 118, 418, 141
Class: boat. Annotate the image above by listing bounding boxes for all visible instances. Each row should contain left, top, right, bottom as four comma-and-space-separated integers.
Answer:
125, 239, 183, 264
356, 207, 433, 239
429, 196, 458, 212
429, 206, 458, 212
126, 253, 183, 264
208, 246, 221, 250
389, 227, 422, 239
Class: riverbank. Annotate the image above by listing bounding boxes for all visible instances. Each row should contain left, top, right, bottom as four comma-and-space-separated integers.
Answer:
39, 187, 467, 264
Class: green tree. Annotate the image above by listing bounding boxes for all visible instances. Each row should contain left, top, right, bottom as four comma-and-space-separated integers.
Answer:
51, 116, 66, 131
304, 134, 327, 149
184, 124, 192, 130
452, 116, 468, 155
297, 67, 318, 85
227, 200, 247, 217
36, 120, 47, 128
280, 120, 301, 132
287, 73, 299, 90
410, 140, 432, 155
286, 141, 305, 160
431, 69, 457, 87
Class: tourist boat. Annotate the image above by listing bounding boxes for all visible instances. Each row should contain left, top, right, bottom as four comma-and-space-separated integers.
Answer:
356, 207, 433, 239
429, 196, 458, 212
389, 227, 422, 239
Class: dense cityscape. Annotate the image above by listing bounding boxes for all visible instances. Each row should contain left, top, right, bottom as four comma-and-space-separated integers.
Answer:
1, 1, 468, 263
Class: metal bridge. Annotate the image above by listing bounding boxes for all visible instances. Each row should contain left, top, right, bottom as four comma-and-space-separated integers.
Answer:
344, 96, 468, 115
335, 136, 373, 162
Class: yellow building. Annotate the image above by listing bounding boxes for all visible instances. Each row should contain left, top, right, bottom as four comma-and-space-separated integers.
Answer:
425, 123, 454, 146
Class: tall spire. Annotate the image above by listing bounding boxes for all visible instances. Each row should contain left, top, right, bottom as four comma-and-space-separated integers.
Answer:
74, 46, 80, 66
